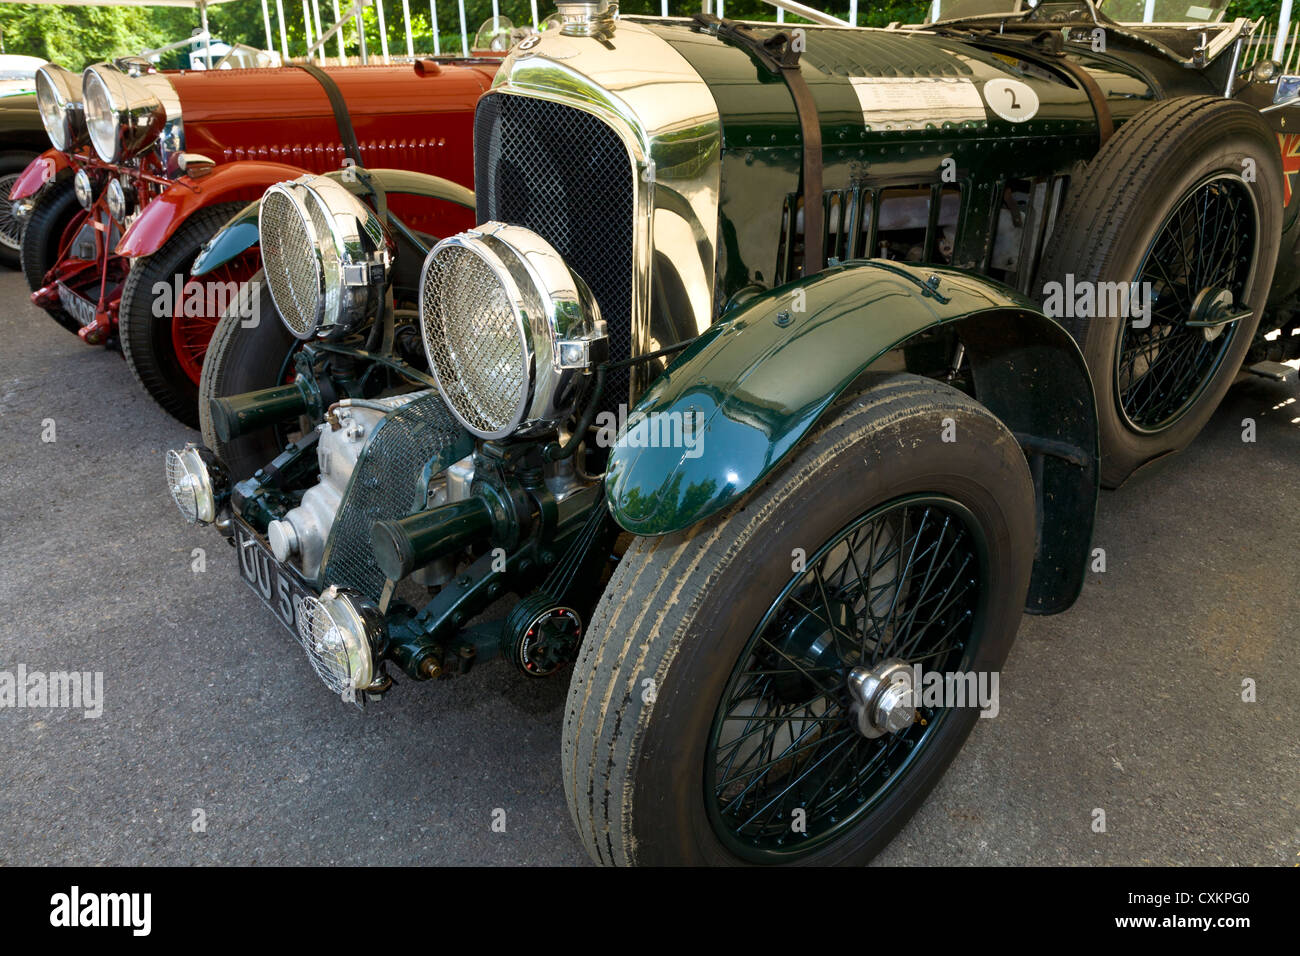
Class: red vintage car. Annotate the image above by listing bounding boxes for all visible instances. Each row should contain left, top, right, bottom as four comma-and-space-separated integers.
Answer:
12, 54, 494, 425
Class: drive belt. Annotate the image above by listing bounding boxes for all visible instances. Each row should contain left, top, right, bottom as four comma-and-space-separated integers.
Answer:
289, 62, 365, 166
693, 14, 825, 275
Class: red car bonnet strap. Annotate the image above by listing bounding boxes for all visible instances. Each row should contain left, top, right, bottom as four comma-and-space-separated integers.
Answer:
289, 63, 365, 167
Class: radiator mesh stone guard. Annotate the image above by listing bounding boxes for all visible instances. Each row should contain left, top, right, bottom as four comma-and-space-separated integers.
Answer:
320, 393, 470, 601
474, 93, 635, 409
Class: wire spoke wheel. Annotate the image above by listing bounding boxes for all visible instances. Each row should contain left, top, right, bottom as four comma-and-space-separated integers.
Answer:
170, 248, 261, 386
565, 376, 1036, 866
1115, 173, 1257, 433
705, 495, 986, 862
0, 172, 23, 251
1035, 96, 1280, 487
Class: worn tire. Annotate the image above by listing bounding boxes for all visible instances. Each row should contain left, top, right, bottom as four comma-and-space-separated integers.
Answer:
119, 202, 248, 427
1037, 96, 1281, 487
0, 150, 38, 269
19, 176, 83, 334
199, 268, 297, 480
562, 374, 1036, 865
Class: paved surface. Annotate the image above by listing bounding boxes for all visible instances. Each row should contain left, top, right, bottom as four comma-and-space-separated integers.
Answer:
0, 268, 1296, 866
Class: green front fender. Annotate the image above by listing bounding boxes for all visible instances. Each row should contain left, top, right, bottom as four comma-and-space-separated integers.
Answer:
191, 167, 475, 276
605, 260, 1100, 613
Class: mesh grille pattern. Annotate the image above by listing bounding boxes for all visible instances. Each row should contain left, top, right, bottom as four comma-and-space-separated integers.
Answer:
421, 245, 527, 435
164, 449, 196, 522
320, 392, 464, 600
261, 189, 325, 336
474, 94, 634, 405
295, 595, 355, 695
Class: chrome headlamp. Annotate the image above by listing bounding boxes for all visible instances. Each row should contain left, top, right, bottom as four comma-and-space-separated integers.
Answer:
34, 64, 87, 151
258, 175, 390, 340
419, 223, 607, 440
82, 63, 167, 163
73, 168, 97, 210
295, 587, 381, 695
165, 444, 217, 524
106, 177, 134, 221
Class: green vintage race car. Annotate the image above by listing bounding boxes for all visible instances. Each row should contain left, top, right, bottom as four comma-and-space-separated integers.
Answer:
164, 0, 1300, 864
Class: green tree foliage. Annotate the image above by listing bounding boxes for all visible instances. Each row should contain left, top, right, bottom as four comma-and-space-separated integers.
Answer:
0, 4, 197, 66
210, 0, 1300, 57
0, 0, 1289, 68
209, 0, 948, 57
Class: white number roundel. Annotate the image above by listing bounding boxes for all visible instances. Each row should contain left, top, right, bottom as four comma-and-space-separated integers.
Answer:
984, 78, 1039, 123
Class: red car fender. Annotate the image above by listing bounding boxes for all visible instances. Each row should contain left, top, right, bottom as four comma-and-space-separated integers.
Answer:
115, 160, 308, 258
11, 148, 72, 200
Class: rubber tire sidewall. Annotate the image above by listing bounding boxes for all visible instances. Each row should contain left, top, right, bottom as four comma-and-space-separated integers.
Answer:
19, 176, 83, 334
198, 268, 297, 481
566, 376, 1036, 866
0, 150, 38, 269
118, 202, 248, 427
1039, 98, 1282, 487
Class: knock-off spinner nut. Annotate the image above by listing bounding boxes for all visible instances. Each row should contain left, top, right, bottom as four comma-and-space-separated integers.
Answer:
847, 659, 916, 738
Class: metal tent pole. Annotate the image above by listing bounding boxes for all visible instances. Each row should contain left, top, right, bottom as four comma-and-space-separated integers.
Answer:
401, 0, 415, 56
531, 0, 539, 29
309, 1, 362, 60
356, 1, 369, 63
457, 0, 468, 56
311, 0, 325, 60
302, 0, 315, 56
376, 0, 391, 61
261, 0, 275, 52
430, 0, 441, 54
275, 0, 290, 59
199, 1, 212, 67
332, 0, 346, 61
761, 0, 846, 26
1276, 0, 1294, 63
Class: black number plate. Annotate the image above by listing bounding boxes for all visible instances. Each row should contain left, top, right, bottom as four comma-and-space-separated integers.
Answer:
234, 520, 312, 635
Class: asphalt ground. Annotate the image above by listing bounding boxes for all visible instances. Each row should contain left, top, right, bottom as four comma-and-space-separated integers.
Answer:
0, 267, 1296, 866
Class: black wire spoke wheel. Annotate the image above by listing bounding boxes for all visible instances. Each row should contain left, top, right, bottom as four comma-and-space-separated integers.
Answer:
1116, 173, 1258, 433
198, 270, 301, 481
705, 495, 986, 862
564, 376, 1036, 866
0, 171, 23, 252
1035, 96, 1280, 487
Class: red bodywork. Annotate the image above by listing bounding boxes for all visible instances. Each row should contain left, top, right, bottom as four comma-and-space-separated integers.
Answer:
11, 149, 69, 200
23, 59, 495, 355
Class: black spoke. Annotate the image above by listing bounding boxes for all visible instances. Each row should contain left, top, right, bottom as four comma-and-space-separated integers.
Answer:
705, 496, 986, 860
1116, 174, 1257, 432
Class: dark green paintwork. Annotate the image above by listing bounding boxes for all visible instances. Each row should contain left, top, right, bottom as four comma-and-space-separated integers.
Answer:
608, 259, 1026, 533
640, 20, 1231, 314
605, 258, 1099, 612
191, 201, 259, 276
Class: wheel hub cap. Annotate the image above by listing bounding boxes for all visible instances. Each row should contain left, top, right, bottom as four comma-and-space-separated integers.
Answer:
1188, 287, 1237, 343
847, 659, 916, 738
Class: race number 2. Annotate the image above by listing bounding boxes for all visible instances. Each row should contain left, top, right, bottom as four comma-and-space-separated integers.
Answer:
983, 78, 1039, 123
